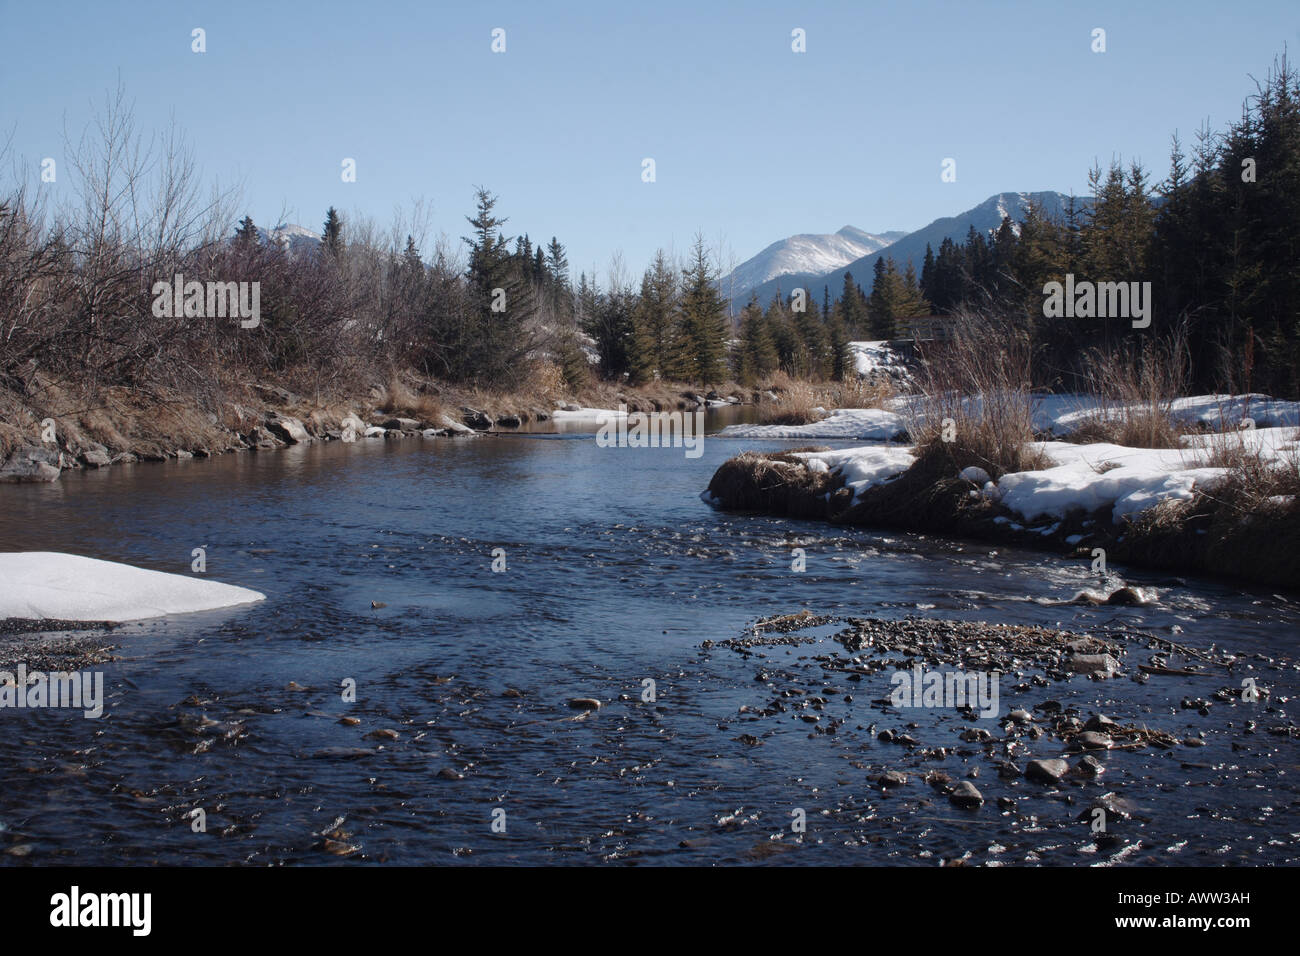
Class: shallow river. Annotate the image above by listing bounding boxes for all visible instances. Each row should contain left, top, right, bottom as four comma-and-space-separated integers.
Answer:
1, 412, 1297, 865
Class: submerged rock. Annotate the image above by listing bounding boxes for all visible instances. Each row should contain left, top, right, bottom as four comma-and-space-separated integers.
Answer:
949, 780, 984, 808
1025, 758, 1071, 784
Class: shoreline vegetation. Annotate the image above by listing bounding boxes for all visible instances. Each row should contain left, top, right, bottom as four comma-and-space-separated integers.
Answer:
705, 317, 1300, 591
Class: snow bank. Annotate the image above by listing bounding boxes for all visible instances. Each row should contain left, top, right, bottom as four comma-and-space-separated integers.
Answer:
793, 445, 916, 494
0, 552, 266, 622
1039, 393, 1300, 435
550, 407, 627, 423
731, 426, 1298, 526
718, 392, 1300, 442
998, 426, 1298, 523
719, 407, 908, 440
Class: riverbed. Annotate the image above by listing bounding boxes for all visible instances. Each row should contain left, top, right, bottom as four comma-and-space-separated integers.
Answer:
1, 417, 1297, 865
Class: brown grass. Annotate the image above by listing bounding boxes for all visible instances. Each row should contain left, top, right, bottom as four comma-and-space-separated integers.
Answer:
908, 311, 1049, 478
756, 380, 826, 426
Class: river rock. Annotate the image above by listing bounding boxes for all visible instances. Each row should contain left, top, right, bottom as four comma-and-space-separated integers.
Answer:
949, 780, 984, 808
1069, 653, 1122, 678
383, 417, 419, 431
495, 414, 522, 428
877, 771, 908, 789
1076, 731, 1114, 750
265, 414, 312, 444
568, 697, 601, 710
1025, 757, 1071, 783
363, 426, 386, 438
0, 444, 60, 482
80, 444, 112, 468
460, 407, 492, 430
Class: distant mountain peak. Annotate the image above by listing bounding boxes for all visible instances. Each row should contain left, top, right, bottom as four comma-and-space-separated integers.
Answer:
728, 191, 1086, 307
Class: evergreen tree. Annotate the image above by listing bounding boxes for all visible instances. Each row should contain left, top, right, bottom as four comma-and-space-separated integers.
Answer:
674, 236, 729, 383
321, 207, 343, 255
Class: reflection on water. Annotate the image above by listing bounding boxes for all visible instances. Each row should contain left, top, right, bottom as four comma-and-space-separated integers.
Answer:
0, 413, 1297, 864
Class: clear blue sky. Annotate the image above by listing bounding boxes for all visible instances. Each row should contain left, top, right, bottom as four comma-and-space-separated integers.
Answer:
2, 0, 1296, 279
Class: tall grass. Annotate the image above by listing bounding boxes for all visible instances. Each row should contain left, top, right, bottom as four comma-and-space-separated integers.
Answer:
908, 311, 1048, 478
1069, 329, 1191, 448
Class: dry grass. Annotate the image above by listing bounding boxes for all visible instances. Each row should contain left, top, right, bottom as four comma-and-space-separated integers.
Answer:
908, 311, 1049, 478
817, 375, 895, 411
1071, 331, 1191, 448
757, 379, 826, 426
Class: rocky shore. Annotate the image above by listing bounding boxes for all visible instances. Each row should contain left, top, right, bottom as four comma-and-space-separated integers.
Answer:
0, 379, 756, 484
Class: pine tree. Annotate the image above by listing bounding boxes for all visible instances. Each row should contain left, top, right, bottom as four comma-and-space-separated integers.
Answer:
235, 215, 259, 249
460, 188, 533, 386
321, 207, 343, 255
675, 236, 729, 383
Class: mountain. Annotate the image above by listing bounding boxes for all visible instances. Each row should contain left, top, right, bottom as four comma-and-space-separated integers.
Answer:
722, 226, 905, 304
733, 191, 1086, 308
256, 223, 321, 255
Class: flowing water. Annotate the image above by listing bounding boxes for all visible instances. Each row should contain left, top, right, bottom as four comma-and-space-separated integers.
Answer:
1, 412, 1297, 865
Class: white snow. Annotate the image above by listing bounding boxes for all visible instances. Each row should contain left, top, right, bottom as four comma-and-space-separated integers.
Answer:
719, 407, 908, 441
996, 426, 1298, 523
848, 341, 912, 385
1037, 393, 1300, 435
550, 406, 627, 423
0, 552, 266, 622
792, 446, 916, 495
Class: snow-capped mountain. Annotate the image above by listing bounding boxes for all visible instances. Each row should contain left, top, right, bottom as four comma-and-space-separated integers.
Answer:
733, 191, 1087, 308
723, 226, 903, 304
255, 223, 321, 255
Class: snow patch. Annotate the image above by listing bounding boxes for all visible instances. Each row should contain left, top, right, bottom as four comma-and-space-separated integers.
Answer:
0, 552, 266, 622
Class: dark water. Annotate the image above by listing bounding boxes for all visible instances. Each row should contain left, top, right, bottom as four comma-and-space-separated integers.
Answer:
0, 414, 1297, 865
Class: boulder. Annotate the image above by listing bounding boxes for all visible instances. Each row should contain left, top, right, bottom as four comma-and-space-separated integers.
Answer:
439, 415, 476, 436
948, 780, 984, 808
340, 413, 366, 441
0, 444, 61, 482
460, 407, 492, 430
1025, 757, 1070, 784
1069, 653, 1122, 678
382, 417, 420, 432
264, 414, 313, 445
80, 444, 112, 468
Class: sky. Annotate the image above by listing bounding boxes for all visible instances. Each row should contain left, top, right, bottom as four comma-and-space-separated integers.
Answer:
2, 0, 1297, 281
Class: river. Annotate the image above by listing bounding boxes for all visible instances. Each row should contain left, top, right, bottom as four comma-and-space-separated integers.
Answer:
1, 411, 1297, 865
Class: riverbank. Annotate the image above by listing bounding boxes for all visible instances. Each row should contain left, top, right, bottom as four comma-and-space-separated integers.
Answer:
0, 371, 783, 483
703, 430, 1300, 590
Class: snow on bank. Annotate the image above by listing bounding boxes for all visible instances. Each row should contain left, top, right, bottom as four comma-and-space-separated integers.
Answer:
1041, 393, 1300, 434
719, 407, 909, 440
550, 407, 628, 423
718, 392, 1300, 442
0, 552, 265, 622
794, 446, 916, 494
732, 427, 1299, 527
